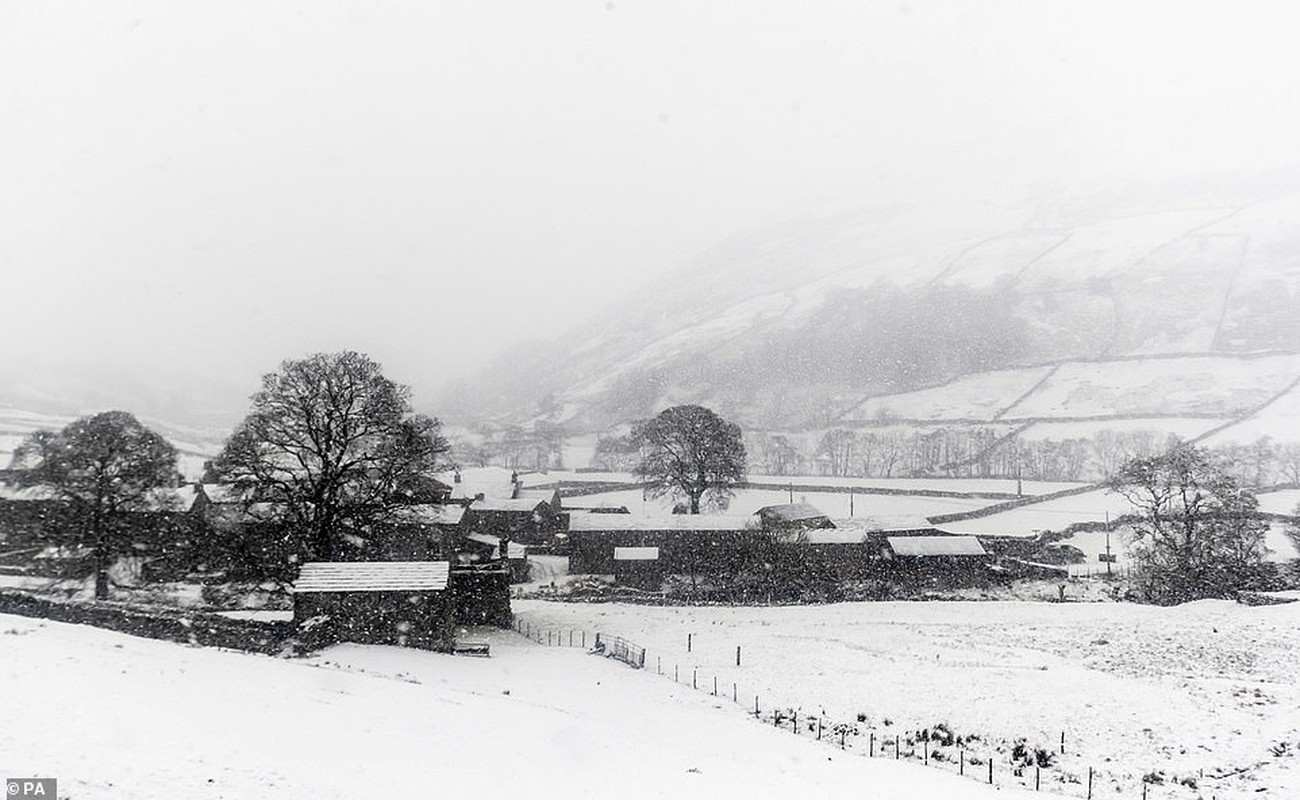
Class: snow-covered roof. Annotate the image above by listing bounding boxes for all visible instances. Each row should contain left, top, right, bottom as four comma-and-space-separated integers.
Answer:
800, 529, 871, 545
469, 498, 546, 513
439, 466, 518, 501
614, 546, 660, 561
391, 504, 465, 526
886, 536, 987, 557
466, 532, 501, 548
293, 561, 450, 593
758, 502, 829, 522
199, 483, 245, 504
506, 542, 528, 559
835, 515, 941, 533
568, 514, 759, 532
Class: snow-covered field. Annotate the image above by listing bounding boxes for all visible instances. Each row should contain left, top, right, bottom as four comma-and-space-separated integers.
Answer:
0, 614, 1043, 800
565, 487, 998, 520
514, 598, 1300, 800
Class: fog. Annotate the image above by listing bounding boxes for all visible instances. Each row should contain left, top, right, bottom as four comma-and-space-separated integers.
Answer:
4, 1, 1300, 419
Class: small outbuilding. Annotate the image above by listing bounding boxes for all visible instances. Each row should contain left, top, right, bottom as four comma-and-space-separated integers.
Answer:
757, 503, 834, 531
292, 561, 454, 651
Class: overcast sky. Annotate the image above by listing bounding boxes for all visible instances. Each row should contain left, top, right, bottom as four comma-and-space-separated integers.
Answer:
4, 1, 1300, 410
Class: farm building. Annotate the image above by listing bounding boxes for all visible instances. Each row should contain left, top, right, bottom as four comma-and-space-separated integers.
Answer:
880, 534, 992, 588
292, 561, 456, 651
566, 513, 762, 575
463, 497, 560, 545
757, 503, 834, 531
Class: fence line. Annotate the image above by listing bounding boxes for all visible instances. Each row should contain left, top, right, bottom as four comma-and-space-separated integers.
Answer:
511, 616, 1175, 798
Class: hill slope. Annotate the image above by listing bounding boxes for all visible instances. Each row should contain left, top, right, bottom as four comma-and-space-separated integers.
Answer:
444, 183, 1300, 453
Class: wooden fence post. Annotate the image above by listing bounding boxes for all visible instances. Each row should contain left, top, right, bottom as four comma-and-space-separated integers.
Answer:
736, 645, 741, 666
754, 695, 759, 716
895, 735, 900, 759
988, 759, 993, 785
959, 750, 964, 776
692, 668, 697, 689
1086, 767, 1092, 800
687, 633, 692, 653
924, 739, 929, 764
869, 731, 875, 757
1035, 766, 1040, 791
818, 718, 823, 741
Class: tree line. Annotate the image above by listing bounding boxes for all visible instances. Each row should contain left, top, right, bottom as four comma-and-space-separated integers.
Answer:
738, 427, 1300, 487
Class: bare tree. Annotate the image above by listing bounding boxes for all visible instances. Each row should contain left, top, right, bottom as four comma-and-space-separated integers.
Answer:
11, 411, 179, 599
632, 405, 746, 514
211, 351, 450, 563
1109, 441, 1269, 604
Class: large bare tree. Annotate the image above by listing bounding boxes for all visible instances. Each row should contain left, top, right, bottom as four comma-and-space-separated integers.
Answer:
1109, 441, 1269, 604
210, 351, 450, 563
632, 405, 745, 514
10, 411, 179, 599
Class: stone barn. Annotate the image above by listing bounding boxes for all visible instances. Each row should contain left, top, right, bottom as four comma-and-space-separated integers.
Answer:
881, 535, 991, 588
292, 561, 455, 651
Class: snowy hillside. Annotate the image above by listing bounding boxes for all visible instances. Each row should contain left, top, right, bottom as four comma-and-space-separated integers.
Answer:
445, 187, 1300, 449
0, 614, 1042, 800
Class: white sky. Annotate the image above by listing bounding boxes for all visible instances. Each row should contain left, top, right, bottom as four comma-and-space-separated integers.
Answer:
3, 1, 1300, 407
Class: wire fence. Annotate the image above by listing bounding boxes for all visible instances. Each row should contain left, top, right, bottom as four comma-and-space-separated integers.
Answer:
512, 617, 1203, 799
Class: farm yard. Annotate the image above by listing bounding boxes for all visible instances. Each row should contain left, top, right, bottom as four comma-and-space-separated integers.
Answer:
512, 597, 1300, 800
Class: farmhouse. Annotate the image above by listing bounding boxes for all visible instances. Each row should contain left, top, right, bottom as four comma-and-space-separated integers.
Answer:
292, 561, 456, 650
566, 513, 761, 575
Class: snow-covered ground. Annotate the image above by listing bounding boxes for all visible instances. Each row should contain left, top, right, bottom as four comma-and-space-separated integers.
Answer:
514, 598, 1300, 800
0, 614, 1044, 800
565, 487, 998, 520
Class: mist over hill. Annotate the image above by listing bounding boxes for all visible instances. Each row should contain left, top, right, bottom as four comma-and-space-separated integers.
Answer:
439, 175, 1300, 451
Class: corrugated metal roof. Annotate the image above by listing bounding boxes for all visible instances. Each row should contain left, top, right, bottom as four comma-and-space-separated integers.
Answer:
466, 532, 501, 547
613, 546, 660, 561
294, 561, 450, 593
568, 514, 759, 532
886, 536, 987, 557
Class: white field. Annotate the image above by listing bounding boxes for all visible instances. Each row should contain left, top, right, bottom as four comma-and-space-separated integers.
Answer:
514, 597, 1300, 800
841, 366, 1054, 422
1258, 489, 1300, 516
934, 489, 1134, 537
0, 614, 1042, 800
1015, 417, 1221, 442
1201, 380, 1300, 447
1003, 355, 1300, 420
565, 488, 998, 520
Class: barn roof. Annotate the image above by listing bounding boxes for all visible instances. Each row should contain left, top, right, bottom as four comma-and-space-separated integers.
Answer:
836, 515, 943, 533
466, 532, 501, 547
800, 529, 871, 545
568, 514, 759, 532
886, 536, 987, 557
391, 504, 465, 525
293, 561, 450, 593
470, 498, 546, 513
758, 502, 829, 522
614, 546, 660, 561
